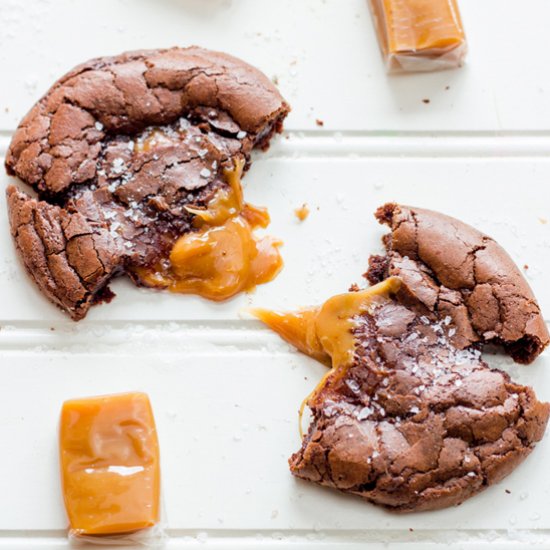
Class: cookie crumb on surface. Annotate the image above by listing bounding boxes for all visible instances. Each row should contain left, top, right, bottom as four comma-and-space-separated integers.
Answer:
539, 217, 548, 224
315, 119, 324, 127
294, 203, 310, 222
422, 98, 430, 104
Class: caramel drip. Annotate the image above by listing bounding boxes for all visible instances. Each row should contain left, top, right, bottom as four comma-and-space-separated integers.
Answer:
294, 204, 310, 222
134, 158, 283, 301
253, 277, 401, 436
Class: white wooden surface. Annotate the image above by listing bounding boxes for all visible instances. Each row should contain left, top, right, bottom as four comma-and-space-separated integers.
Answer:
1, 0, 550, 548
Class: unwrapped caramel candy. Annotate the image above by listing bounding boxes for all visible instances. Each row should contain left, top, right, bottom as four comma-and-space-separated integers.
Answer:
59, 392, 160, 537
369, 0, 467, 72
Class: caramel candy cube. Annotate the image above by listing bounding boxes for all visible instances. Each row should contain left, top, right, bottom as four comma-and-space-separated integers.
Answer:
59, 392, 160, 535
369, 0, 467, 72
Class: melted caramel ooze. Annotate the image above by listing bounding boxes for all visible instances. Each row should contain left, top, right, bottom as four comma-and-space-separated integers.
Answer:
253, 277, 401, 434
135, 159, 283, 301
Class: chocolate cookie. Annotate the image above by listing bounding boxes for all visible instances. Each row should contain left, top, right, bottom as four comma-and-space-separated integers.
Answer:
367, 203, 549, 364
5, 47, 290, 319
256, 205, 549, 511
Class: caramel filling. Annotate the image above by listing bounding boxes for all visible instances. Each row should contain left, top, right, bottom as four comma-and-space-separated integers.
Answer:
59, 393, 160, 536
253, 277, 401, 435
372, 0, 465, 55
135, 159, 283, 301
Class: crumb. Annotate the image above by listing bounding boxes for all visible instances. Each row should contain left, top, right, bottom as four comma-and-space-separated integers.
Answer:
272, 75, 279, 86
349, 283, 360, 292
4, 107, 8, 113
539, 217, 548, 224
409, 528, 414, 532
294, 203, 310, 222
315, 119, 324, 127
304, 377, 308, 381
422, 99, 430, 104
523, 264, 529, 270
50, 327, 55, 331
445, 86, 450, 90
505, 489, 511, 494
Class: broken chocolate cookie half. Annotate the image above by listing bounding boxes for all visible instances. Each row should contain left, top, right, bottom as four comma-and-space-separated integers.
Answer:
5, 47, 290, 320
255, 203, 549, 512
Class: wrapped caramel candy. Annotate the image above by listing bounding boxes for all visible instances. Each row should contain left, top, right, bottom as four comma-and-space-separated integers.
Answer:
368, 0, 467, 72
59, 392, 163, 545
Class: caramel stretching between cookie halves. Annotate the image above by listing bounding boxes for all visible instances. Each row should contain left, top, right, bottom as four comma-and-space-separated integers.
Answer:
134, 158, 283, 301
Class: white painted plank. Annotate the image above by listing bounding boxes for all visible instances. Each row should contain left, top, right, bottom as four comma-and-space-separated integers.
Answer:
1, 0, 550, 133
0, 349, 549, 535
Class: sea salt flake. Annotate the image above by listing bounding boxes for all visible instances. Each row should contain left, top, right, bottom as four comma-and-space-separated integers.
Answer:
198, 148, 208, 158
346, 379, 360, 394
236, 130, 247, 139
443, 316, 452, 325
448, 328, 457, 337
200, 168, 211, 178
467, 472, 476, 477
410, 406, 420, 415
111, 158, 125, 174
358, 406, 373, 420
95, 121, 104, 131
455, 379, 463, 387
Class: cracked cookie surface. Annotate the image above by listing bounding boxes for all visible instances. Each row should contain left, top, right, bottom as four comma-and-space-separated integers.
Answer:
367, 203, 549, 363
5, 47, 290, 319
290, 299, 549, 511
257, 204, 549, 511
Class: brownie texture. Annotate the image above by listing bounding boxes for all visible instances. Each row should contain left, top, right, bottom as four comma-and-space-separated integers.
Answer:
5, 47, 290, 319
290, 204, 549, 511
367, 203, 549, 364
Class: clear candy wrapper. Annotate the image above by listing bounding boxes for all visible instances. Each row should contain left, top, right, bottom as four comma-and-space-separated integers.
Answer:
368, 0, 467, 73
59, 392, 166, 548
